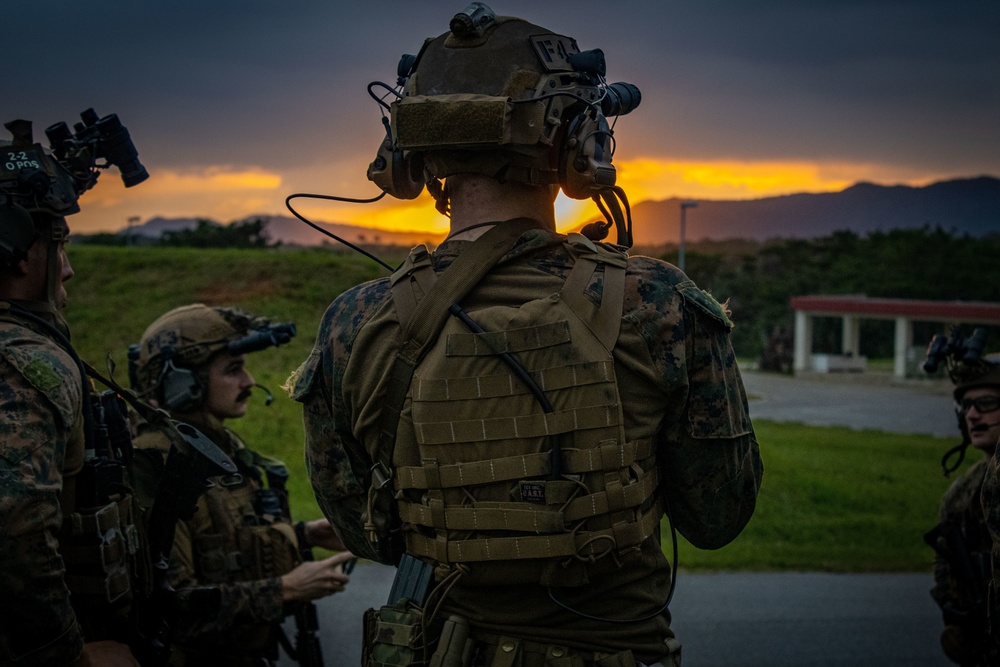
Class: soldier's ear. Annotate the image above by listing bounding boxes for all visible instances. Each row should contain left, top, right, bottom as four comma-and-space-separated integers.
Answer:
12, 255, 32, 276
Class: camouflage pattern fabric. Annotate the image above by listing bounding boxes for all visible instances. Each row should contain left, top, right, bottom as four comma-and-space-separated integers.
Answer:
0, 312, 86, 665
292, 228, 763, 665
931, 458, 992, 662
981, 451, 1000, 645
132, 412, 293, 665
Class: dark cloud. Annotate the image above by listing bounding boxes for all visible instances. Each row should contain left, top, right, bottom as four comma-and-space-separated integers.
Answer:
7, 1, 999, 180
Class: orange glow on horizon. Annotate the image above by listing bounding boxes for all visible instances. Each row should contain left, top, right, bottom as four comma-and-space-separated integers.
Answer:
69, 158, 949, 235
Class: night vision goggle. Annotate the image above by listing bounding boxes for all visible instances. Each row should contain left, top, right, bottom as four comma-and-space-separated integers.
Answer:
1, 108, 148, 217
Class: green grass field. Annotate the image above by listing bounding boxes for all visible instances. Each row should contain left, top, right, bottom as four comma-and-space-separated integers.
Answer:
64, 245, 966, 573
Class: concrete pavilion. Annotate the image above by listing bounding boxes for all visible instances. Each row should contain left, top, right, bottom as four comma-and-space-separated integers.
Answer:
789, 295, 1000, 379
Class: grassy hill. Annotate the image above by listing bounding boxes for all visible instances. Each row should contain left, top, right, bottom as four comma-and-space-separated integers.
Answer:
64, 245, 965, 571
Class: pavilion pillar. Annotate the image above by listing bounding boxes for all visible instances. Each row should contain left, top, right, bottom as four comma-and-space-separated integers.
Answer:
794, 310, 812, 373
893, 316, 912, 379
842, 315, 861, 356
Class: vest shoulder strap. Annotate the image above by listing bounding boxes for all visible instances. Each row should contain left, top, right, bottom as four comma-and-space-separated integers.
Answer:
367, 219, 545, 553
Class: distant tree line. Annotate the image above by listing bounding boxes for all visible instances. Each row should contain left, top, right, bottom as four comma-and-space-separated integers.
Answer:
654, 227, 1000, 360
76, 223, 1000, 362
75, 218, 272, 248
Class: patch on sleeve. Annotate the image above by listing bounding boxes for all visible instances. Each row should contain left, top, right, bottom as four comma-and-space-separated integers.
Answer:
677, 280, 733, 330
0, 337, 80, 428
21, 358, 64, 394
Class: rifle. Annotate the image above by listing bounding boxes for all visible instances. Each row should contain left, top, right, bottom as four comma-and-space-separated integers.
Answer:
924, 521, 998, 665
283, 539, 328, 667
132, 413, 238, 666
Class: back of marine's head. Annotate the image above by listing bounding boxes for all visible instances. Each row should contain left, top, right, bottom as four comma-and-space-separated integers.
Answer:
367, 2, 641, 211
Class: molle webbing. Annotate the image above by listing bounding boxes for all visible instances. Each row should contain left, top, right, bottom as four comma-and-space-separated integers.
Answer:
396, 438, 654, 490
61, 496, 138, 603
393, 233, 662, 582
468, 632, 642, 667
366, 219, 547, 552
404, 500, 662, 564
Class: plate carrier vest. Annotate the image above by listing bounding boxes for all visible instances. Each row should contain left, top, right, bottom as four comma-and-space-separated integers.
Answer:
379, 226, 663, 587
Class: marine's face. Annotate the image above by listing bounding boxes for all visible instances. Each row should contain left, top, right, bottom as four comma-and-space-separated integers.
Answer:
204, 351, 255, 421
960, 386, 1000, 454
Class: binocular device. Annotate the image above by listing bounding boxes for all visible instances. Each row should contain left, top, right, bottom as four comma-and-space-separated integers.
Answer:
1, 108, 148, 218
923, 326, 988, 374
227, 322, 297, 356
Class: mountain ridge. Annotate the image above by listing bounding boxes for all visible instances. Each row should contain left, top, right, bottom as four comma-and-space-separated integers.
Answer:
113, 176, 1000, 246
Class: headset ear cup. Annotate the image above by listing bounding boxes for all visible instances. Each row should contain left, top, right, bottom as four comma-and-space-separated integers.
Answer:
367, 139, 425, 200
559, 113, 617, 200
160, 364, 203, 412
0, 203, 38, 269
392, 149, 425, 200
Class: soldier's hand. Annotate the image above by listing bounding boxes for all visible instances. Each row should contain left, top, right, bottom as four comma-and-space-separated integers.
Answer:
281, 551, 354, 602
304, 518, 348, 552
75, 640, 141, 667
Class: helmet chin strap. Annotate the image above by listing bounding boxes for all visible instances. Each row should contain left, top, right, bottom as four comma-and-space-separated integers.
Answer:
43, 219, 66, 308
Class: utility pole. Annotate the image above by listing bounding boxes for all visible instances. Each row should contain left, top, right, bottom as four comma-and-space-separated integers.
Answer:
678, 200, 698, 273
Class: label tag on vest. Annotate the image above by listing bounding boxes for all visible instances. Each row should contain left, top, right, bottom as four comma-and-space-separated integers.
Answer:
520, 481, 546, 504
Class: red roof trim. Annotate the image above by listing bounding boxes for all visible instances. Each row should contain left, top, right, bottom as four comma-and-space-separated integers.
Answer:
789, 295, 1000, 321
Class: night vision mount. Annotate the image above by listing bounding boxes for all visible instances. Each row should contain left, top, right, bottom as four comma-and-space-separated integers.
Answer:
922, 326, 989, 379
923, 325, 995, 475
1, 108, 148, 266
1, 109, 148, 216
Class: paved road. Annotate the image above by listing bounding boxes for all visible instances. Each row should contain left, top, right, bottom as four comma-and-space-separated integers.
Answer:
278, 370, 957, 667
741, 369, 956, 438
281, 565, 950, 667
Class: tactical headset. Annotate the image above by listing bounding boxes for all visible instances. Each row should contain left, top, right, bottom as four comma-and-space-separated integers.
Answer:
129, 313, 296, 413
365, 3, 641, 246
923, 327, 1000, 474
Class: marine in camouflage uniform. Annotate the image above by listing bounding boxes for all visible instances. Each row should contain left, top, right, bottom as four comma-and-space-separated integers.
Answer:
0, 223, 88, 665
1, 125, 141, 666
928, 356, 1000, 665
292, 7, 762, 666
130, 304, 353, 667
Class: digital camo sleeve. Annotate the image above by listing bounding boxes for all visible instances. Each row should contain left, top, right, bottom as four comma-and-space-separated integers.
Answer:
292, 285, 386, 563
0, 360, 84, 665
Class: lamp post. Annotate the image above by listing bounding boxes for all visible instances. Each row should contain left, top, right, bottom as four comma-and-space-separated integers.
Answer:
678, 200, 698, 273
126, 216, 140, 246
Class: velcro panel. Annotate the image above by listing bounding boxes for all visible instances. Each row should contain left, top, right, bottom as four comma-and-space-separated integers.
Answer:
395, 95, 512, 149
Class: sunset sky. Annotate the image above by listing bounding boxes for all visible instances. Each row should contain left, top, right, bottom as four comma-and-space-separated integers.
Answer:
8, 1, 999, 238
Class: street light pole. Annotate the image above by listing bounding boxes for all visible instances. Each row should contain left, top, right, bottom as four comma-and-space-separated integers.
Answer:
679, 200, 698, 273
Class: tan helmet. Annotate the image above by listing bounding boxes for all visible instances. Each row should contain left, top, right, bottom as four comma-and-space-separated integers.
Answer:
132, 304, 263, 411
952, 353, 1000, 401
368, 2, 641, 216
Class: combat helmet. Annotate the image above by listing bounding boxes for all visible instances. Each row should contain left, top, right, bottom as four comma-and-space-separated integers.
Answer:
131, 304, 295, 412
952, 353, 1000, 401
939, 352, 1000, 474
367, 2, 641, 244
